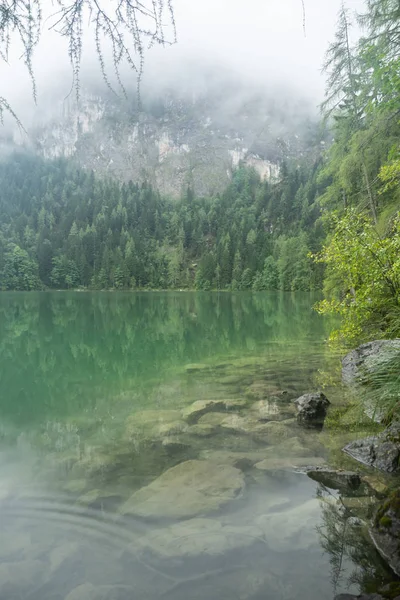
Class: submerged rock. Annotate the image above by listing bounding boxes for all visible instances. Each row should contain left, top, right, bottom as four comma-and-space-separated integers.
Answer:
342, 339, 400, 385
161, 436, 192, 455
369, 489, 400, 576
156, 420, 189, 437
248, 399, 296, 421
293, 392, 330, 426
220, 415, 295, 443
244, 381, 279, 400
0, 531, 32, 561
0, 560, 44, 598
343, 422, 400, 473
199, 449, 267, 470
137, 517, 261, 559
182, 399, 247, 424
65, 583, 133, 600
198, 412, 231, 426
275, 436, 315, 457
119, 459, 244, 519
49, 542, 84, 577
125, 410, 182, 439
187, 423, 218, 437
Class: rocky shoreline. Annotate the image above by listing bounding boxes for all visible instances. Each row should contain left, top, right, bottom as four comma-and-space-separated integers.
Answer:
337, 340, 400, 593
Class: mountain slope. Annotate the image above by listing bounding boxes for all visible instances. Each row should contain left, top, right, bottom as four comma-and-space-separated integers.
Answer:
7, 71, 321, 198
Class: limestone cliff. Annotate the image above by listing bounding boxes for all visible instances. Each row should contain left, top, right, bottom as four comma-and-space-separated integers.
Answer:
8, 74, 320, 197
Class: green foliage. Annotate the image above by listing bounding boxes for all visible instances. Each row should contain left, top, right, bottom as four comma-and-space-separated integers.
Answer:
0, 244, 40, 290
252, 256, 279, 291
361, 354, 400, 423
315, 0, 400, 344
315, 209, 400, 343
0, 154, 323, 292
50, 256, 80, 289
379, 149, 400, 194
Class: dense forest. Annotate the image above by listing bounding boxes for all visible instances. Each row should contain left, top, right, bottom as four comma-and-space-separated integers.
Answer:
0, 154, 324, 292
0, 0, 399, 344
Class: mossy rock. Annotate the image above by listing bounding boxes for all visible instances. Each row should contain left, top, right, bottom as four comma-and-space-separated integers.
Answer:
379, 581, 400, 599
374, 490, 400, 528
370, 489, 400, 576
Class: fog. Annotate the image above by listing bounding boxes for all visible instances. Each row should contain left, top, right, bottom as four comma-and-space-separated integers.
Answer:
0, 0, 366, 126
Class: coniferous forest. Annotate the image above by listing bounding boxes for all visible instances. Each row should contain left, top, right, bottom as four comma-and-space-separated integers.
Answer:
0, 0, 400, 344
0, 154, 323, 293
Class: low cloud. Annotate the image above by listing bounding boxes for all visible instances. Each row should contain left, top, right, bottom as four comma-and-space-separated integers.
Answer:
0, 0, 366, 129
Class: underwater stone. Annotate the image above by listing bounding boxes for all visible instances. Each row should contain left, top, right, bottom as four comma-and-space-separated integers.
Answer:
137, 517, 261, 559
182, 399, 247, 424
293, 392, 330, 426
119, 459, 244, 519
65, 583, 134, 600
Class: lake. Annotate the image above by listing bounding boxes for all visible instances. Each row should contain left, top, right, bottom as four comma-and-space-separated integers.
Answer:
0, 292, 391, 600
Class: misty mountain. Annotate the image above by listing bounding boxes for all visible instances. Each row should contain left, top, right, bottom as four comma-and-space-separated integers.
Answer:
3, 69, 323, 197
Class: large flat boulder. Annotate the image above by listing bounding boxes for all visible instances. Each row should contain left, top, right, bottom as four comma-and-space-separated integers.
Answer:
343, 422, 400, 473
342, 339, 400, 385
119, 459, 244, 519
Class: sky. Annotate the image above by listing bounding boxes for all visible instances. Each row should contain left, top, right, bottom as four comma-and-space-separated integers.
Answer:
0, 0, 366, 122
166, 0, 365, 95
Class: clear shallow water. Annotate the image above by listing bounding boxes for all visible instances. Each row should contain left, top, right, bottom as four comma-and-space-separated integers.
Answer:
0, 292, 392, 600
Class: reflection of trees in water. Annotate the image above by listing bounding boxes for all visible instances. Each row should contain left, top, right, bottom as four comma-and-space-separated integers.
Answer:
316, 484, 393, 596
0, 292, 333, 427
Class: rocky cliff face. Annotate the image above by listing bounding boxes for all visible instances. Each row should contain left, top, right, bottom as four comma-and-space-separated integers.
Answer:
8, 74, 320, 197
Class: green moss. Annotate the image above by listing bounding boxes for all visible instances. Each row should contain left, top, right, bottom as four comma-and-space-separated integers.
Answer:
375, 489, 400, 529
379, 515, 393, 528
380, 581, 400, 599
